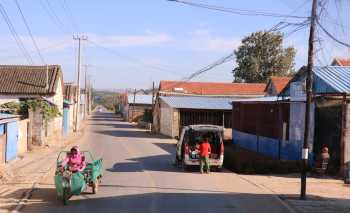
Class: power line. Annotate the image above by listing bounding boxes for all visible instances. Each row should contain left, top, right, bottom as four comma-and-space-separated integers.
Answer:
0, 2, 34, 64
60, 0, 81, 34
0, 40, 71, 60
168, 0, 308, 19
87, 39, 183, 76
317, 19, 350, 48
184, 52, 234, 81
13, 0, 46, 64
39, 0, 71, 34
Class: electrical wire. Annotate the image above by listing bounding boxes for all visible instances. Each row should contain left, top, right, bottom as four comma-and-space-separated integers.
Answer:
39, 0, 71, 34
317, 20, 350, 48
183, 52, 234, 81
0, 2, 34, 64
168, 0, 308, 19
60, 0, 81, 34
87, 39, 183, 76
13, 0, 46, 64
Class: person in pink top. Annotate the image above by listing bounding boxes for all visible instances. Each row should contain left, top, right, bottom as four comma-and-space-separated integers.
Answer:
61, 146, 86, 173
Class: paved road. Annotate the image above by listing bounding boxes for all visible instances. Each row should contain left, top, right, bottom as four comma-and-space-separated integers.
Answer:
23, 112, 292, 213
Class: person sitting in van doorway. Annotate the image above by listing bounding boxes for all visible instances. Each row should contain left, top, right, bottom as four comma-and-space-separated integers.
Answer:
199, 135, 211, 174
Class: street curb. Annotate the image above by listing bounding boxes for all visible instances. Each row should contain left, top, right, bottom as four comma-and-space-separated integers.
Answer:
233, 173, 298, 213
9, 119, 90, 213
10, 163, 55, 213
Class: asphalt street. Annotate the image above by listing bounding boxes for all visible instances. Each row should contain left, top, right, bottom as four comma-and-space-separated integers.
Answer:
22, 112, 292, 213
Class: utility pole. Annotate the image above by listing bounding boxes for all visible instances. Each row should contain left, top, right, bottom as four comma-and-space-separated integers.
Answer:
152, 81, 155, 114
301, 0, 317, 200
73, 35, 88, 132
83, 64, 90, 116
131, 88, 136, 122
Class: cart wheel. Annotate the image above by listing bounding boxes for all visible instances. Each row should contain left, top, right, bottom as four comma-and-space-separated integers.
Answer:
63, 188, 69, 205
92, 181, 99, 194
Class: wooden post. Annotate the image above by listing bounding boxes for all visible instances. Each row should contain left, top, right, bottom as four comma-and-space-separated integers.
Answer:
301, 0, 317, 200
341, 94, 348, 176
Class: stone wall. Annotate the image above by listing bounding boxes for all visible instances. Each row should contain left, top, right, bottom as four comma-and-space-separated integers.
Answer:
160, 101, 173, 137
17, 119, 29, 155
159, 100, 180, 138
128, 105, 152, 122
29, 77, 64, 147
46, 116, 62, 145
29, 108, 45, 146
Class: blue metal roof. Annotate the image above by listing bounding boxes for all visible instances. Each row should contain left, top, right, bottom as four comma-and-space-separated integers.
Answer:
160, 96, 233, 110
128, 94, 153, 105
280, 66, 350, 96
0, 113, 18, 120
313, 66, 350, 93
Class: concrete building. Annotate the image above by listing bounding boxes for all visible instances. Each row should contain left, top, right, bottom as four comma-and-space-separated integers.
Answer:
120, 94, 153, 122
157, 96, 234, 138
154, 80, 267, 138
0, 65, 64, 147
63, 84, 78, 135
279, 66, 350, 175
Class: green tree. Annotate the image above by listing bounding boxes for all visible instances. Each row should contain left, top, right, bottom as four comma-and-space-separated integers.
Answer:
233, 31, 296, 83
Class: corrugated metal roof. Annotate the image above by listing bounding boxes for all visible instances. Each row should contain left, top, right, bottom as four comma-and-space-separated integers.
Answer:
314, 66, 350, 93
128, 94, 153, 105
0, 113, 18, 120
160, 96, 233, 110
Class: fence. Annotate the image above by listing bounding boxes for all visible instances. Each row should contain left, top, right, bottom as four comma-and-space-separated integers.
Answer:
233, 129, 309, 161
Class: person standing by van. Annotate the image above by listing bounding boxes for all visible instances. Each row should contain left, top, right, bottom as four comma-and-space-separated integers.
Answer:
199, 136, 211, 174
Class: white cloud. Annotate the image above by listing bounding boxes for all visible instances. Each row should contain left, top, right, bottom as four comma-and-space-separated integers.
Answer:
185, 28, 241, 52
87, 32, 173, 47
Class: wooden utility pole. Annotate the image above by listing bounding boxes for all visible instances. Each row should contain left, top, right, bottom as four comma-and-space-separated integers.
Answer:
73, 35, 87, 132
131, 89, 137, 122
301, 0, 317, 200
152, 81, 155, 114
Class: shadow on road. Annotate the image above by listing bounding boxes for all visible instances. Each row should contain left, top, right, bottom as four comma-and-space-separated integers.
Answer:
107, 154, 178, 173
9, 188, 338, 213
96, 130, 170, 139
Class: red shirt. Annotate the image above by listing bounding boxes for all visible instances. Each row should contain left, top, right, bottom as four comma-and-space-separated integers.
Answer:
199, 140, 211, 157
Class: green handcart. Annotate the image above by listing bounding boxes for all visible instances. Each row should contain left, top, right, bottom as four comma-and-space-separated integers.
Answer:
54, 151, 103, 205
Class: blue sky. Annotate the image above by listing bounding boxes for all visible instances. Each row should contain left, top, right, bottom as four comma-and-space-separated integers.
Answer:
0, 0, 349, 90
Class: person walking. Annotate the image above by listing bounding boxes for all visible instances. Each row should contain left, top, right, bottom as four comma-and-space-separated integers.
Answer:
199, 135, 211, 174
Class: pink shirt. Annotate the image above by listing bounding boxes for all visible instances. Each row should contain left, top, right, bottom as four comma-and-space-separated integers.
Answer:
62, 153, 86, 172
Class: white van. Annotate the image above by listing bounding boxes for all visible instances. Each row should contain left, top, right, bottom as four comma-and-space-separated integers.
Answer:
175, 125, 224, 171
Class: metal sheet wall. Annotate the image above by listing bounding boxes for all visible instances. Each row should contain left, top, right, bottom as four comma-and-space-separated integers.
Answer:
232, 102, 290, 140
179, 109, 232, 131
